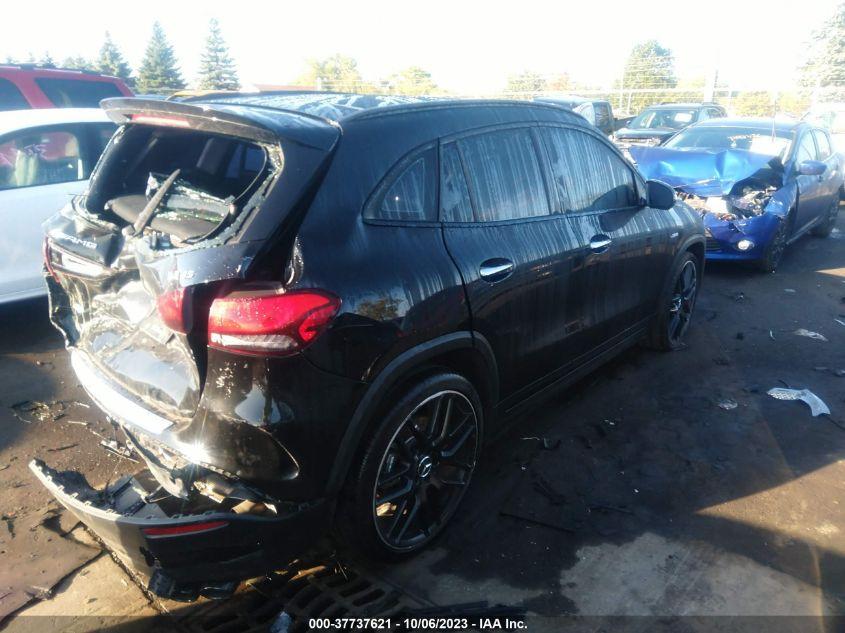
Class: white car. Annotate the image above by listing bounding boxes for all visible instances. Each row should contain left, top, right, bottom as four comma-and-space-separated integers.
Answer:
0, 108, 115, 303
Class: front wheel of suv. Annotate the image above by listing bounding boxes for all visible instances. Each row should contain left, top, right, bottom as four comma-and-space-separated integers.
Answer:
336, 372, 483, 560
648, 252, 700, 351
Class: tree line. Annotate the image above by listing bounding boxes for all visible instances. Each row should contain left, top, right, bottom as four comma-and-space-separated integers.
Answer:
6, 1, 844, 110
7, 19, 239, 94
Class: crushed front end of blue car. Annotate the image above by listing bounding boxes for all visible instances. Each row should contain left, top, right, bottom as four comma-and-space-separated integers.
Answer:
630, 146, 796, 261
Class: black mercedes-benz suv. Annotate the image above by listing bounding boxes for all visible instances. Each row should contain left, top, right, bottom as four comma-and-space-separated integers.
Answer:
34, 92, 704, 599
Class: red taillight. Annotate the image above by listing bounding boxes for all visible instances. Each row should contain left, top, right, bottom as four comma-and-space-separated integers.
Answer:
130, 113, 190, 128
208, 289, 340, 356
142, 520, 228, 538
157, 288, 191, 333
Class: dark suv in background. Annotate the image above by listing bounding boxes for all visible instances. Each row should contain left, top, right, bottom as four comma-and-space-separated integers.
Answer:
34, 93, 704, 599
614, 102, 727, 148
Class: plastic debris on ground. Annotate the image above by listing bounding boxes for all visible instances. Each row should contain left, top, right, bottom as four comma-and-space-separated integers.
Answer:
99, 439, 137, 462
521, 436, 561, 450
793, 329, 828, 342
717, 399, 738, 410
767, 388, 831, 417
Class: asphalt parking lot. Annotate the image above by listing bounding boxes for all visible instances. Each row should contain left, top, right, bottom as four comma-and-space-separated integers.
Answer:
1, 214, 844, 632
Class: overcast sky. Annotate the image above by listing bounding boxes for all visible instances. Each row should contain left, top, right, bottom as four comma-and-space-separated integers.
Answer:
4, 0, 839, 93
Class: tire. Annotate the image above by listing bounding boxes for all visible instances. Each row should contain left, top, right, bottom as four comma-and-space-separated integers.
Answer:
755, 215, 789, 273
335, 372, 483, 560
810, 198, 840, 238
648, 252, 699, 351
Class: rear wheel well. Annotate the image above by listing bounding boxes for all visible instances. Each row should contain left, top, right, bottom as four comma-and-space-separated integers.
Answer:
373, 347, 496, 428
332, 344, 496, 496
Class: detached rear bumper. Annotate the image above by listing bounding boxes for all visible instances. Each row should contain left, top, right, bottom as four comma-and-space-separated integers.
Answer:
30, 459, 331, 599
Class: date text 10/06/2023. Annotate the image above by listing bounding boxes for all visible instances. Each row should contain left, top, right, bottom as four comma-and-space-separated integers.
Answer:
307, 617, 528, 629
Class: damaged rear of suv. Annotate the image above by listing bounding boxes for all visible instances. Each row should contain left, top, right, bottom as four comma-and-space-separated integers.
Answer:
34, 93, 704, 600
35, 96, 344, 598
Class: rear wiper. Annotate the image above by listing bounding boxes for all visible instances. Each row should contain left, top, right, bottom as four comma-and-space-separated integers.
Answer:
123, 168, 181, 237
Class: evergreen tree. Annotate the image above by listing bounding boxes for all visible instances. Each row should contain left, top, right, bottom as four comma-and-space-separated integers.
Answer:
198, 19, 239, 91
136, 22, 185, 94
96, 32, 133, 86
39, 52, 56, 68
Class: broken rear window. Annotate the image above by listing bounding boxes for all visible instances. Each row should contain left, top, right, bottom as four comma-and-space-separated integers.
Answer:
88, 125, 272, 243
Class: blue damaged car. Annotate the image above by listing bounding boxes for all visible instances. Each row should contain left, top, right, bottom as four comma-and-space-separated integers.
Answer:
630, 118, 843, 271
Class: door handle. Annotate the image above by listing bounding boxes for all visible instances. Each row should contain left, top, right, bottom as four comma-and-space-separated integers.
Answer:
589, 235, 612, 252
479, 258, 514, 282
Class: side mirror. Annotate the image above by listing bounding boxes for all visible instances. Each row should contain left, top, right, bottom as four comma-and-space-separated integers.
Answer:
646, 179, 676, 210
798, 159, 826, 176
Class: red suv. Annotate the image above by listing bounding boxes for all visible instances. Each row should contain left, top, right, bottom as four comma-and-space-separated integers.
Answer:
0, 65, 132, 110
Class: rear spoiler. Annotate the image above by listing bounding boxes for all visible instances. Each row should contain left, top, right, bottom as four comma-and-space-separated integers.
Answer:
100, 98, 340, 150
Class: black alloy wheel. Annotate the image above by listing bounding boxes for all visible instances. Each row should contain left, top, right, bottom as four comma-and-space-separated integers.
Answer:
667, 258, 698, 346
760, 218, 789, 272
372, 390, 479, 552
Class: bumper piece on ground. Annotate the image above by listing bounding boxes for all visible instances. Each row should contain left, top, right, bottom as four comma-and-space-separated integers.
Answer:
29, 459, 332, 599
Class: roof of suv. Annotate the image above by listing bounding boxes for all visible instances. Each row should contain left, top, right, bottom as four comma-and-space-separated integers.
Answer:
103, 93, 590, 154
183, 91, 587, 126
183, 92, 440, 123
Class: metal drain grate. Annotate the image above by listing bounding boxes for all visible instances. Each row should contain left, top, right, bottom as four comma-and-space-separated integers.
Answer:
171, 562, 422, 633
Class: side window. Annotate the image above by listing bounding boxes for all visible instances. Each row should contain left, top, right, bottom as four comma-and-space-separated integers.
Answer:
813, 130, 832, 160
440, 143, 473, 222
698, 109, 710, 122
709, 108, 724, 119
34, 79, 123, 108
457, 129, 550, 222
0, 126, 86, 191
0, 78, 30, 111
796, 133, 818, 163
540, 127, 637, 213
365, 147, 436, 222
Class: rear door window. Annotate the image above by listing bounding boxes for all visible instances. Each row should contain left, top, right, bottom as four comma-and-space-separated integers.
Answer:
35, 78, 123, 108
540, 127, 637, 213
365, 147, 436, 222
0, 125, 87, 190
456, 128, 550, 222
0, 78, 30, 111
440, 143, 473, 222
